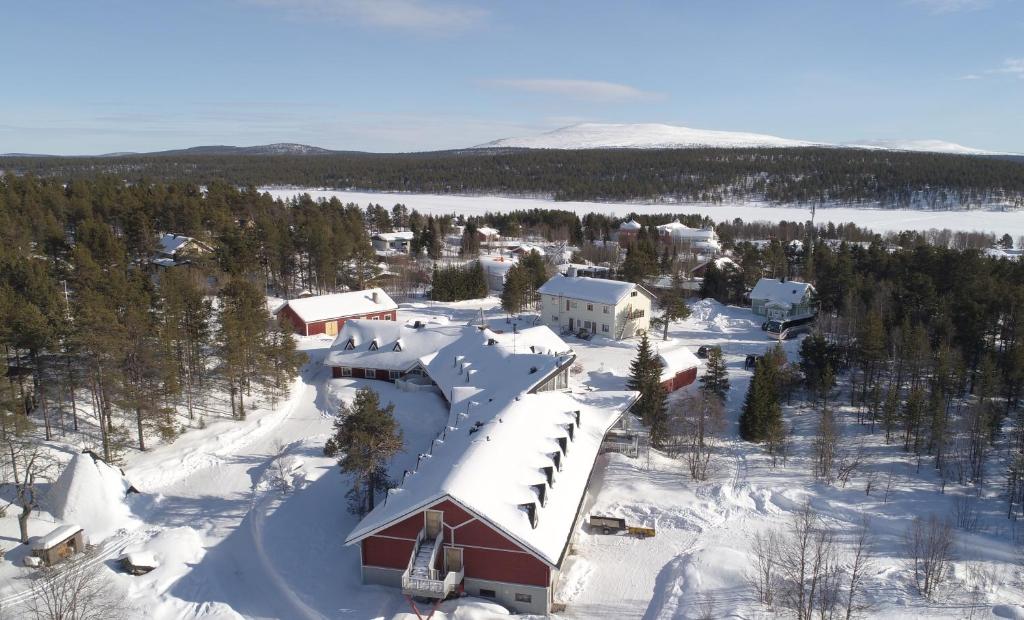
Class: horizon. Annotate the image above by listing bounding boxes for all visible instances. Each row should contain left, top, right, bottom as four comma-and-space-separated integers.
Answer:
2, 1, 1023, 155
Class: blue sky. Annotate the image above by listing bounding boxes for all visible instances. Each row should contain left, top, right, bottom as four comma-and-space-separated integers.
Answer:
1, 0, 1022, 154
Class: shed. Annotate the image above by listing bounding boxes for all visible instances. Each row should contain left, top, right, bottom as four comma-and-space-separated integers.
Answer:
657, 347, 701, 392
32, 524, 85, 566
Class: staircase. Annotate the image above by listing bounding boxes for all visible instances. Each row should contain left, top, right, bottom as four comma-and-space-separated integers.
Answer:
401, 528, 464, 600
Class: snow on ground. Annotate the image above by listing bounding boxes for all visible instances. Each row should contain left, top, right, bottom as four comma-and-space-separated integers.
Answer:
5, 296, 1024, 619
260, 188, 1024, 237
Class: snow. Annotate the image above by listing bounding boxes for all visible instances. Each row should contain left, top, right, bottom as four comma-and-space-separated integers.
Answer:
260, 188, 1024, 237
323, 317, 464, 373
31, 523, 83, 550
347, 389, 638, 566
122, 550, 160, 569
374, 230, 415, 241
157, 233, 193, 256
538, 275, 642, 306
618, 218, 642, 230
473, 122, 1010, 155
46, 452, 139, 543
656, 345, 701, 383
277, 288, 396, 323
750, 277, 814, 308
475, 122, 823, 150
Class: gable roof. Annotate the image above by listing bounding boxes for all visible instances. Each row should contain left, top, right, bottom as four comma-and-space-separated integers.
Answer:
324, 318, 463, 373
373, 231, 415, 241
538, 275, 651, 306
656, 346, 701, 383
750, 278, 815, 308
157, 233, 212, 256
618, 219, 642, 231
344, 389, 638, 567
278, 289, 397, 323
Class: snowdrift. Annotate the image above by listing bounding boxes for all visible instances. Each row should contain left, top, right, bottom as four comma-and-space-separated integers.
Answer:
47, 451, 140, 542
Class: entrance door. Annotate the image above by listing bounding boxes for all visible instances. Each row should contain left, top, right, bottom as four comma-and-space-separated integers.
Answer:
425, 509, 443, 538
568, 318, 574, 331
325, 320, 338, 337
444, 546, 463, 572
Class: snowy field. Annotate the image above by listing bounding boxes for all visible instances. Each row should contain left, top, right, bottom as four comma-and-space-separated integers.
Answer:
4, 296, 1024, 619
261, 188, 1024, 238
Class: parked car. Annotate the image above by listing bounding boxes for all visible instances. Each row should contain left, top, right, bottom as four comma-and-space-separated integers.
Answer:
576, 328, 592, 341
744, 354, 763, 369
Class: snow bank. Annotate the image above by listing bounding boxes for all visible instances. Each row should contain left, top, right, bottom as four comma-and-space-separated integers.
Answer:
392, 597, 510, 620
47, 452, 139, 542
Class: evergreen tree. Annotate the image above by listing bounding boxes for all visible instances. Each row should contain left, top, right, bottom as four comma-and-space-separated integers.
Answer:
324, 387, 403, 515
655, 271, 691, 340
626, 333, 669, 443
699, 346, 730, 403
739, 357, 783, 444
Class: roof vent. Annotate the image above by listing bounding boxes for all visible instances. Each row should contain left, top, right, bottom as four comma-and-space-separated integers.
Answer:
549, 451, 562, 471
519, 502, 539, 529
487, 338, 497, 346
413, 320, 423, 328
529, 366, 538, 374
574, 410, 581, 428
557, 436, 568, 455
532, 484, 548, 507
563, 423, 575, 441
542, 466, 555, 487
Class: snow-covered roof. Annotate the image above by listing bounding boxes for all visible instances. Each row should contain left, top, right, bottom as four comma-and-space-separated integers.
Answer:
750, 278, 815, 308
345, 389, 638, 567
122, 551, 159, 569
157, 233, 211, 256
424, 325, 574, 412
538, 275, 650, 305
619, 219, 642, 231
479, 255, 517, 275
986, 247, 1023, 261
656, 220, 715, 239
657, 347, 701, 383
32, 524, 83, 550
278, 289, 397, 323
373, 231, 415, 241
477, 226, 500, 237
512, 244, 546, 256
324, 318, 463, 373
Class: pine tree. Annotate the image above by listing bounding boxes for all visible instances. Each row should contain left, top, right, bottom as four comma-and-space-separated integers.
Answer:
739, 357, 783, 444
699, 346, 730, 403
324, 387, 403, 515
626, 333, 669, 442
500, 264, 528, 317
656, 271, 691, 340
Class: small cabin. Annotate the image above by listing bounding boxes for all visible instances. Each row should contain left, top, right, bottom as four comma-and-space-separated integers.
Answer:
32, 524, 84, 566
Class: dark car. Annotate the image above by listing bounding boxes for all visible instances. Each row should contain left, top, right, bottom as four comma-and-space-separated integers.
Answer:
744, 354, 764, 369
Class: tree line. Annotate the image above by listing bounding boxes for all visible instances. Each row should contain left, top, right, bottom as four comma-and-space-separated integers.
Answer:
3, 146, 1024, 208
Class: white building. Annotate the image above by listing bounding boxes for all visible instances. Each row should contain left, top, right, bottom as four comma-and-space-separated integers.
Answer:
371, 231, 415, 255
656, 220, 720, 252
750, 278, 816, 320
537, 275, 654, 339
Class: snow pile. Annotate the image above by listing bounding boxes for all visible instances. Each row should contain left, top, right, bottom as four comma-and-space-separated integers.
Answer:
688, 298, 757, 333
47, 452, 139, 542
392, 597, 510, 620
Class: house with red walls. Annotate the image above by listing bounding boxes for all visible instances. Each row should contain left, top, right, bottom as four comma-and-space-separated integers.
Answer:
274, 288, 397, 337
657, 346, 701, 393
341, 322, 638, 614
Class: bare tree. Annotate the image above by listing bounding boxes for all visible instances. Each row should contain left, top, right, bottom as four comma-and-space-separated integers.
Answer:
23, 551, 132, 620
779, 502, 840, 620
12, 441, 58, 544
843, 515, 874, 620
904, 515, 955, 599
747, 529, 781, 607
812, 408, 839, 483
673, 392, 725, 481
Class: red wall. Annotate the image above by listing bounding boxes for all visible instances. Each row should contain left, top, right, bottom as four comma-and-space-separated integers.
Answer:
662, 366, 698, 392
358, 497, 550, 587
280, 307, 398, 337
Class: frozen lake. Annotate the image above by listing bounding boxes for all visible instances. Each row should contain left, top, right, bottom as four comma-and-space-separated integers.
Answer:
260, 187, 1024, 238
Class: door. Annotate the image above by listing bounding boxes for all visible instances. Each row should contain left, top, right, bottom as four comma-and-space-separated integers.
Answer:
569, 318, 574, 331
444, 546, 463, 572
425, 509, 443, 538
325, 320, 338, 337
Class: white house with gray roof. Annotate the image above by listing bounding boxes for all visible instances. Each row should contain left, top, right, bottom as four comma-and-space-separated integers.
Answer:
537, 275, 654, 339
750, 278, 816, 320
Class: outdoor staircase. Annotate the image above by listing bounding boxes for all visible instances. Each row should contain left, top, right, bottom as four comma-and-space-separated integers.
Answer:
401, 528, 464, 600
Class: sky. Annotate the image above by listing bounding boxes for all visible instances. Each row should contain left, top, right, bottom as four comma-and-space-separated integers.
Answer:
1, 0, 1022, 154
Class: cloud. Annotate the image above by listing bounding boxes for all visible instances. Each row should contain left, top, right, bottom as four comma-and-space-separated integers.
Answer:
484, 79, 665, 103
910, 0, 989, 13
994, 58, 1024, 76
245, 0, 485, 32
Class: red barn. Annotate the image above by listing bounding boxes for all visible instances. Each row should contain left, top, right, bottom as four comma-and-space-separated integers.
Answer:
657, 347, 701, 392
274, 289, 397, 337
343, 325, 638, 615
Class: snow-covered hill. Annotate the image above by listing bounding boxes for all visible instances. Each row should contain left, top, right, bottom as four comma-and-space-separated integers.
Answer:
474, 122, 822, 150
474, 122, 1005, 155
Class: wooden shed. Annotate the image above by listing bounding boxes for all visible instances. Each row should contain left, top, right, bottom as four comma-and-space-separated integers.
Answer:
31, 524, 85, 566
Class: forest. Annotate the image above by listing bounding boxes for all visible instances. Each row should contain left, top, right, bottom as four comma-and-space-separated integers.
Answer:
3, 146, 1024, 208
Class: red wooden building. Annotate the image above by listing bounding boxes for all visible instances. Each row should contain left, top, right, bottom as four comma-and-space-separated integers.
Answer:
274, 288, 397, 337
657, 347, 701, 392
342, 326, 637, 615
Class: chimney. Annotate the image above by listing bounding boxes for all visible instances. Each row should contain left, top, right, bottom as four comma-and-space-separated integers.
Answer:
371, 291, 379, 304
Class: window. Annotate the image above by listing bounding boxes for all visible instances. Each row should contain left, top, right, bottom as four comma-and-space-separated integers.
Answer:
570, 301, 578, 309
551, 315, 559, 321
603, 305, 610, 314
515, 593, 532, 604
344, 338, 355, 350
368, 340, 378, 351
565, 300, 570, 311
631, 291, 638, 297
384, 314, 393, 320
393, 342, 402, 352
371, 315, 380, 320
587, 303, 593, 311
389, 370, 401, 380
602, 323, 609, 333
365, 369, 376, 379
341, 367, 352, 377
479, 589, 496, 599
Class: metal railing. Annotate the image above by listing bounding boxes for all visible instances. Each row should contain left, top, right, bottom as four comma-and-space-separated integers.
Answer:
400, 529, 464, 599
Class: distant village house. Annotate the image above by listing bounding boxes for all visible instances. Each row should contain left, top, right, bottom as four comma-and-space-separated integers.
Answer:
275, 288, 397, 337
538, 276, 654, 339
750, 278, 816, 321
